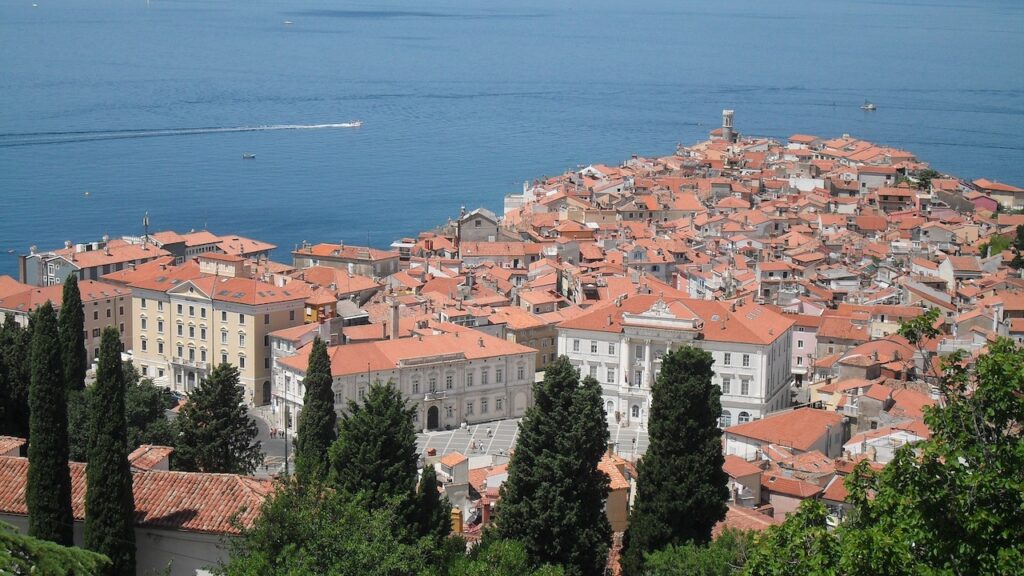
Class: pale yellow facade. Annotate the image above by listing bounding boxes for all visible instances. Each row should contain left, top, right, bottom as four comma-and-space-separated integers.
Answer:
130, 280, 305, 405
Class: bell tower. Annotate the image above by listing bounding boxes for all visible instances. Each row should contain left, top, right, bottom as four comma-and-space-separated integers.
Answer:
722, 109, 735, 143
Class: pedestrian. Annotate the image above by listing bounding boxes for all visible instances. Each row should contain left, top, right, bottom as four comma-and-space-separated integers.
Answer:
271, 427, 276, 439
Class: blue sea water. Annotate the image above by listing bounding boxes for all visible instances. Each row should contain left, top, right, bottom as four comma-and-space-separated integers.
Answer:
1, 0, 1022, 276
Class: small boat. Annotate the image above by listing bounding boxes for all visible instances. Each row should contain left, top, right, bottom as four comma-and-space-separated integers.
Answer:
83, 191, 91, 197
861, 100, 877, 111
6, 249, 14, 254
242, 153, 256, 159
283, 20, 293, 25
341, 121, 363, 128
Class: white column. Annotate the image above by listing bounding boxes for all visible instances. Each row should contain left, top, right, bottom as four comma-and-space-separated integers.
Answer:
643, 339, 653, 389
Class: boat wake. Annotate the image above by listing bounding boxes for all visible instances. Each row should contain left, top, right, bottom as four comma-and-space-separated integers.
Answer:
0, 122, 363, 147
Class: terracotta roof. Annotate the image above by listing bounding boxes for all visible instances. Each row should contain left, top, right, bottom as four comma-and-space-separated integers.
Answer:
127, 445, 174, 471
439, 452, 467, 468
45, 239, 171, 269
598, 453, 634, 491
293, 243, 399, 261
712, 505, 782, 537
821, 475, 849, 503
723, 454, 762, 478
761, 474, 823, 498
725, 408, 844, 452
974, 178, 1024, 193
0, 437, 25, 455
0, 457, 272, 535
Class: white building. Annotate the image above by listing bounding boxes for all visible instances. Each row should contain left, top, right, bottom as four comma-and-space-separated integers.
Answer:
274, 328, 536, 431
557, 294, 794, 427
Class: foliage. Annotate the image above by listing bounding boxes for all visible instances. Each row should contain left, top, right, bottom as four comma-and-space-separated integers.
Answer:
0, 314, 31, 439
913, 168, 940, 190
621, 347, 727, 576
58, 275, 87, 392
415, 464, 452, 542
643, 528, 754, 576
445, 538, 566, 576
495, 356, 611, 576
174, 363, 262, 474
124, 376, 178, 449
220, 481, 433, 576
328, 381, 418, 515
26, 302, 74, 545
746, 337, 1024, 576
294, 338, 336, 484
67, 388, 93, 462
84, 328, 136, 576
978, 233, 1011, 257
1011, 225, 1024, 270
0, 521, 110, 576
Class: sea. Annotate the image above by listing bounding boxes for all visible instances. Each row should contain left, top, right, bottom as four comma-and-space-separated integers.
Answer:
1, 0, 1022, 276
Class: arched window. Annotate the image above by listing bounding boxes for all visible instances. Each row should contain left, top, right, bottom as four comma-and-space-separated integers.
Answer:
605, 400, 614, 414
720, 410, 732, 428
631, 405, 640, 419
738, 411, 751, 424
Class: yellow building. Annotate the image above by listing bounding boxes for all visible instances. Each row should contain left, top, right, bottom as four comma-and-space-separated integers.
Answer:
126, 263, 308, 405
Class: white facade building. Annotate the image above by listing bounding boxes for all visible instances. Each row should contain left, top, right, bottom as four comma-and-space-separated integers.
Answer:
557, 294, 794, 427
274, 329, 536, 431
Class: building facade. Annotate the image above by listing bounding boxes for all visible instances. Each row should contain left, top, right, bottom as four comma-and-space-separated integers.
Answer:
557, 295, 793, 427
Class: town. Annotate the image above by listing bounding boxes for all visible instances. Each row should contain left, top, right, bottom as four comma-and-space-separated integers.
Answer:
1, 112, 1022, 574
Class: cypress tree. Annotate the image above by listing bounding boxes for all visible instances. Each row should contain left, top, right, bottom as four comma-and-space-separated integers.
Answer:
174, 363, 262, 474
415, 464, 452, 541
328, 381, 418, 511
620, 346, 728, 576
27, 302, 74, 545
0, 314, 32, 438
294, 338, 337, 484
59, 275, 88, 392
496, 357, 611, 576
84, 327, 136, 575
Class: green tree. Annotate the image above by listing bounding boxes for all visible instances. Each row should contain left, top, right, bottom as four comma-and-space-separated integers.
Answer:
745, 500, 840, 576
496, 357, 611, 576
59, 275, 87, 392
914, 168, 940, 190
84, 328, 136, 575
415, 464, 452, 542
0, 314, 31, 438
328, 381, 418, 512
174, 363, 262, 474
27, 302, 74, 545
446, 538, 566, 576
643, 528, 754, 576
124, 377, 178, 449
0, 521, 110, 575
221, 481, 433, 576
621, 347, 728, 576
67, 388, 93, 462
1011, 225, 1024, 270
293, 338, 336, 484
978, 234, 1011, 257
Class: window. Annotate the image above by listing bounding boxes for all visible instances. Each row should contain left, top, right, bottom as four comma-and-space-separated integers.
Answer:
177, 345, 183, 357
239, 334, 246, 347
720, 410, 732, 428
429, 376, 437, 392
201, 328, 207, 340
264, 335, 270, 347
119, 306, 124, 315
157, 301, 163, 312
572, 339, 580, 352
222, 311, 228, 322
517, 365, 525, 380
722, 377, 731, 394
412, 379, 420, 394
723, 353, 731, 365
264, 357, 269, 369
200, 307, 206, 318
189, 326, 195, 338
141, 318, 147, 330
634, 369, 643, 386
796, 357, 803, 366
738, 411, 751, 424
481, 398, 488, 413
589, 365, 598, 379
445, 405, 453, 419
106, 309, 111, 318
188, 348, 195, 361
631, 405, 640, 418
358, 387, 366, 400
157, 369, 164, 378
264, 314, 270, 325
466, 401, 474, 415
289, 310, 295, 321
635, 345, 644, 360
140, 298, 147, 309
608, 343, 615, 355
93, 311, 98, 320
141, 339, 148, 351
828, 346, 835, 354
467, 372, 474, 387
481, 368, 489, 385
222, 353, 228, 365
742, 354, 750, 367
496, 397, 503, 411
496, 368, 503, 383
158, 342, 164, 354
607, 368, 616, 383
445, 374, 453, 390
157, 320, 164, 333
221, 331, 228, 344
797, 339, 804, 349
741, 379, 750, 396
177, 304, 183, 314
239, 356, 246, 369
590, 341, 598, 353
189, 305, 195, 316
177, 324, 183, 336
238, 314, 245, 324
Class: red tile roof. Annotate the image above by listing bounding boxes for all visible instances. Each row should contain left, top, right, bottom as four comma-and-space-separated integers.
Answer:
725, 408, 844, 452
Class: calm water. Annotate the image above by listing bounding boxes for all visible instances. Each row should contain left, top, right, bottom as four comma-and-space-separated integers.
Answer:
1, 0, 1022, 275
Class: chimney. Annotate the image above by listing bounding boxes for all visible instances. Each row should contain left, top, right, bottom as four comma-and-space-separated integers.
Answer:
481, 498, 491, 525
478, 337, 485, 348
607, 314, 613, 326
389, 297, 400, 340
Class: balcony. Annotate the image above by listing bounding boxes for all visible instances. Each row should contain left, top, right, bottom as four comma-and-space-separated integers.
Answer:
424, 391, 447, 402
171, 356, 210, 371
